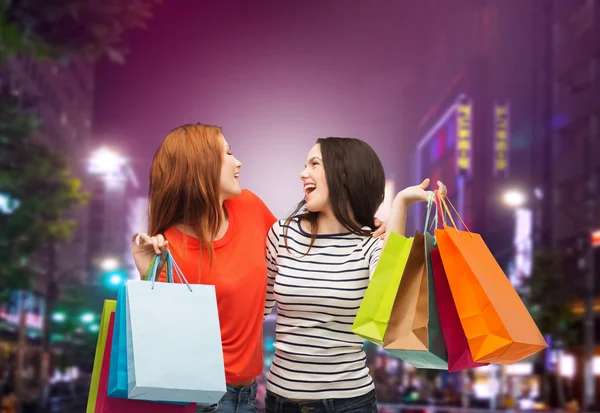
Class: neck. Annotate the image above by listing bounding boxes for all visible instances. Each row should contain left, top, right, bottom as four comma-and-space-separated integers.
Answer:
315, 209, 348, 234
175, 202, 229, 240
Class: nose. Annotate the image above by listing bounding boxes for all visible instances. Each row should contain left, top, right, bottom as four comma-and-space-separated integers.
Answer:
235, 156, 242, 168
299, 167, 309, 180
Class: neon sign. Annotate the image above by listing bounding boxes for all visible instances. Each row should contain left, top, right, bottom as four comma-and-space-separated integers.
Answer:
494, 102, 510, 176
455, 99, 472, 175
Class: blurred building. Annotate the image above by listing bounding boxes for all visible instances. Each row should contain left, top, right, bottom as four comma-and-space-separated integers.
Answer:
536, 0, 600, 288
411, 0, 600, 408
1, 56, 94, 287
532, 0, 600, 407
87, 151, 140, 283
412, 2, 530, 266
409, 0, 543, 407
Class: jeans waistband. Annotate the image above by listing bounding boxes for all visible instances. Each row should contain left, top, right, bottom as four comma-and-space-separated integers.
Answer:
228, 378, 257, 388
266, 389, 376, 412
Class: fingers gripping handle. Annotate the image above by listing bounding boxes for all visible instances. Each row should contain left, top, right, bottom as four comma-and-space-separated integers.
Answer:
145, 252, 193, 292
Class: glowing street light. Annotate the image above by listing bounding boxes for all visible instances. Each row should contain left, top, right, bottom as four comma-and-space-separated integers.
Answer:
100, 257, 120, 271
0, 192, 20, 214
503, 189, 527, 208
107, 270, 127, 287
110, 274, 123, 285
80, 312, 95, 324
52, 312, 66, 323
88, 147, 127, 177
89, 324, 100, 333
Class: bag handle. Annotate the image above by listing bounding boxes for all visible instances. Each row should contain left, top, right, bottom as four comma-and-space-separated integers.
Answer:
144, 252, 180, 283
424, 192, 439, 233
435, 190, 473, 237
433, 190, 446, 228
145, 252, 193, 292
167, 253, 193, 291
144, 254, 171, 281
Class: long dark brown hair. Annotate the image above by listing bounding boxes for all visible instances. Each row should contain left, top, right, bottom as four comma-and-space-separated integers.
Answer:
147, 123, 224, 266
284, 137, 385, 252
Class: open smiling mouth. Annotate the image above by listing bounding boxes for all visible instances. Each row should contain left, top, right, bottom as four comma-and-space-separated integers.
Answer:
304, 184, 316, 195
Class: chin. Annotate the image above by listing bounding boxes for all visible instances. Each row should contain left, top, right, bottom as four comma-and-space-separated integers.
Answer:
305, 201, 324, 213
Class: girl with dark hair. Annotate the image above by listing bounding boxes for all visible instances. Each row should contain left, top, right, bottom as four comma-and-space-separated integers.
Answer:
263, 137, 446, 413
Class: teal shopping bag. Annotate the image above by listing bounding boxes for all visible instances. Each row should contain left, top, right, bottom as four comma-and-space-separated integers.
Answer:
107, 284, 128, 398
382, 193, 448, 369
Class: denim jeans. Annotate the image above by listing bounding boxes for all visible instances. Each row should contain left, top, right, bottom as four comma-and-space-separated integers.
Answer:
264, 390, 378, 413
196, 382, 257, 413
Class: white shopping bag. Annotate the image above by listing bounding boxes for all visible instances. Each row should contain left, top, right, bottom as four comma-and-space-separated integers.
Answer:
126, 253, 226, 404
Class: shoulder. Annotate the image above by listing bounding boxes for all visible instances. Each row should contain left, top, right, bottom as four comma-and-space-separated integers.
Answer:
228, 189, 262, 206
228, 189, 271, 213
241, 189, 264, 203
269, 217, 302, 239
228, 190, 265, 213
360, 235, 382, 255
269, 219, 287, 237
230, 190, 277, 233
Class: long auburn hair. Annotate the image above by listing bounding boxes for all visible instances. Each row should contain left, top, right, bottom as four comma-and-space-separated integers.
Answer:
284, 137, 385, 253
148, 123, 224, 267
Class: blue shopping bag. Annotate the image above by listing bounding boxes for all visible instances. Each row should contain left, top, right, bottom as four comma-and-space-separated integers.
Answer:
107, 284, 128, 398
107, 256, 190, 405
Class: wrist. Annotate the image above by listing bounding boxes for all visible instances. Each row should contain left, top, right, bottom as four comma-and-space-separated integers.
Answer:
393, 193, 410, 209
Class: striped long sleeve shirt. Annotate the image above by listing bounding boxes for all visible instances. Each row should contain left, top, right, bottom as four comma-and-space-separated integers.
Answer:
264, 218, 382, 400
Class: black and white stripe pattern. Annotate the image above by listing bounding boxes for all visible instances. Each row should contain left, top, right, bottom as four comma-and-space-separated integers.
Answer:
264, 218, 382, 400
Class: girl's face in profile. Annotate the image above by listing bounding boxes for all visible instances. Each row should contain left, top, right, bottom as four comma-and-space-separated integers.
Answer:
219, 134, 243, 201
299, 143, 330, 213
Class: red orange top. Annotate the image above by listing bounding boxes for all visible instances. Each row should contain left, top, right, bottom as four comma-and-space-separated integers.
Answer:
162, 189, 276, 383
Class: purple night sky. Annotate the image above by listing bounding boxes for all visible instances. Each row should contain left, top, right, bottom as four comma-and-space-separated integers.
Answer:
94, 0, 456, 217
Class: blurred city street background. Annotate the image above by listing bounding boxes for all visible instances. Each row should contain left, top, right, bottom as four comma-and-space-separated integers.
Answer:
1, 0, 599, 412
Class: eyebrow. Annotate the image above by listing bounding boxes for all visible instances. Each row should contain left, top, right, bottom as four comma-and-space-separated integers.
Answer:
304, 156, 322, 166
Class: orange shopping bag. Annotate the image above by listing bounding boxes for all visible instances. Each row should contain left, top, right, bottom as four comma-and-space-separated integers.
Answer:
433, 191, 547, 364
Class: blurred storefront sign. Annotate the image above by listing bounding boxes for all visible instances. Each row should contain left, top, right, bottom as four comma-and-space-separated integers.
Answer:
456, 98, 473, 175
0, 290, 45, 333
493, 101, 510, 177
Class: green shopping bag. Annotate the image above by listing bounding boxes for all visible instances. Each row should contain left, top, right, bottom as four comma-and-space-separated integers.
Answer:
351, 231, 414, 345
86, 300, 116, 413
383, 193, 448, 368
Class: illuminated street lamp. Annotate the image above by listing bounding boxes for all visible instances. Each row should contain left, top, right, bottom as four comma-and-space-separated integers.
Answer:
100, 257, 120, 271
51, 312, 66, 323
80, 312, 94, 324
100, 269, 127, 288
108, 272, 126, 286
503, 189, 527, 208
88, 147, 127, 177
